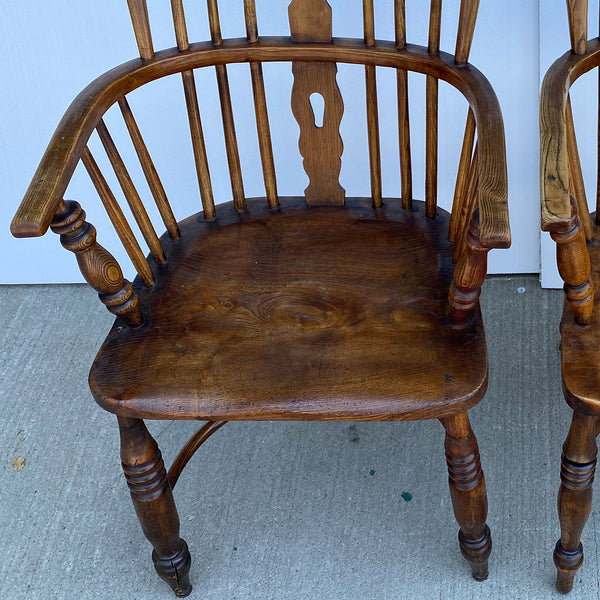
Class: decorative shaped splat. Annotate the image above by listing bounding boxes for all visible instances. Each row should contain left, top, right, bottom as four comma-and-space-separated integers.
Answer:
289, 0, 345, 206
288, 0, 332, 43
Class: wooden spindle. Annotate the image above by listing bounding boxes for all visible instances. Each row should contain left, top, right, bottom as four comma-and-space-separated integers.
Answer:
181, 70, 216, 220
81, 146, 155, 286
397, 69, 412, 210
363, 0, 381, 207
366, 67, 382, 207
449, 109, 476, 242
394, 0, 406, 49
425, 0, 441, 219
429, 0, 442, 54
251, 64, 278, 207
118, 97, 180, 240
51, 200, 143, 327
566, 95, 594, 241
96, 119, 166, 264
242, 1, 278, 206
455, 0, 480, 65
426, 75, 438, 219
169, 1, 214, 218
363, 0, 375, 46
244, 1, 278, 208
126, 0, 154, 59
207, 0, 223, 46
567, 0, 588, 55
207, 0, 245, 211
244, 0, 259, 43
170, 0, 189, 51
395, 0, 412, 209
453, 144, 478, 263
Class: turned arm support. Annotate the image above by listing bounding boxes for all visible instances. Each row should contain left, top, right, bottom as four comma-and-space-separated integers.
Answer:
51, 200, 143, 327
449, 209, 489, 324
551, 196, 593, 325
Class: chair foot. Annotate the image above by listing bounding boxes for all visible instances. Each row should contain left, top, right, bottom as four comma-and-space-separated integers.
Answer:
459, 526, 491, 581
555, 411, 598, 594
554, 541, 582, 594
440, 412, 491, 580
118, 417, 193, 597
153, 539, 193, 597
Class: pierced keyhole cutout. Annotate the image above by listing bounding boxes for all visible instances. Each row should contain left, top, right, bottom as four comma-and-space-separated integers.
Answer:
309, 92, 325, 128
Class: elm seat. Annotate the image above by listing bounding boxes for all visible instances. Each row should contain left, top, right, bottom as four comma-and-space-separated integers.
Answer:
90, 198, 487, 421
11, 0, 509, 596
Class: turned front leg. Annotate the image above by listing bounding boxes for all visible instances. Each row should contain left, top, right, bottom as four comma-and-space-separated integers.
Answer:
440, 412, 491, 581
555, 411, 598, 594
449, 209, 490, 325
118, 417, 192, 597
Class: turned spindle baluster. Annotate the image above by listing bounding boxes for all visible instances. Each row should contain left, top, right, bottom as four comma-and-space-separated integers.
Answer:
440, 412, 491, 581
567, 0, 588, 55
551, 196, 593, 325
448, 208, 489, 324
119, 417, 192, 597
50, 200, 143, 327
555, 411, 598, 593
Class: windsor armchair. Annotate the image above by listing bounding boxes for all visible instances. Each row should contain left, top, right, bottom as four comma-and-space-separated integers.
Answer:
11, 0, 509, 596
541, 2, 600, 594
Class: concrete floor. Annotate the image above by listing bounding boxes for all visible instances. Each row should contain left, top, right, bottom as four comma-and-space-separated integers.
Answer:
0, 276, 595, 599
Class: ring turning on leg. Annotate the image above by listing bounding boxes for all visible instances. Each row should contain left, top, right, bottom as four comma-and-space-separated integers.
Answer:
555, 411, 598, 594
118, 416, 192, 597
440, 412, 492, 581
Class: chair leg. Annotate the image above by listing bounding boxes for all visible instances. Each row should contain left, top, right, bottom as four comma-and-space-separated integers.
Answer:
440, 412, 492, 581
554, 410, 598, 594
118, 416, 192, 597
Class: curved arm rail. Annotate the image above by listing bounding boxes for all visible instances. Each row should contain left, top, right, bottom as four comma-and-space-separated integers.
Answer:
541, 38, 600, 232
11, 37, 509, 249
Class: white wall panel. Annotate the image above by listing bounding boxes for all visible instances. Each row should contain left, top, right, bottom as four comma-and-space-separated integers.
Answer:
1, 1, 540, 283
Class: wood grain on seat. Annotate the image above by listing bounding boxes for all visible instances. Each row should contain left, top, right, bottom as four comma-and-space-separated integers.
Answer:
90, 198, 487, 421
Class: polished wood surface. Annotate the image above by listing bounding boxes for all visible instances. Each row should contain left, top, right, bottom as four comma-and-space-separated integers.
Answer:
541, 3, 600, 592
10, 40, 509, 248
12, 0, 508, 594
90, 197, 488, 421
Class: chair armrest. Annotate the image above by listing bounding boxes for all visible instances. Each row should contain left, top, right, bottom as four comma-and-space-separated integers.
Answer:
540, 40, 600, 232
540, 54, 574, 232
10, 57, 146, 239
467, 68, 510, 249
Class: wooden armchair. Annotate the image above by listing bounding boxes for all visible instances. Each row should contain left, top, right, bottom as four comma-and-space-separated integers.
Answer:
11, 1, 509, 596
541, 1, 600, 593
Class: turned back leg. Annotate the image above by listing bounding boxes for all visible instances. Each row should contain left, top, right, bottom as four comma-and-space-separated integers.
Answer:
118, 416, 192, 597
440, 411, 491, 581
554, 410, 598, 594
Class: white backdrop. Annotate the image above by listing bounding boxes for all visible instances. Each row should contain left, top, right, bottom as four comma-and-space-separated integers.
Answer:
1, 1, 542, 284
